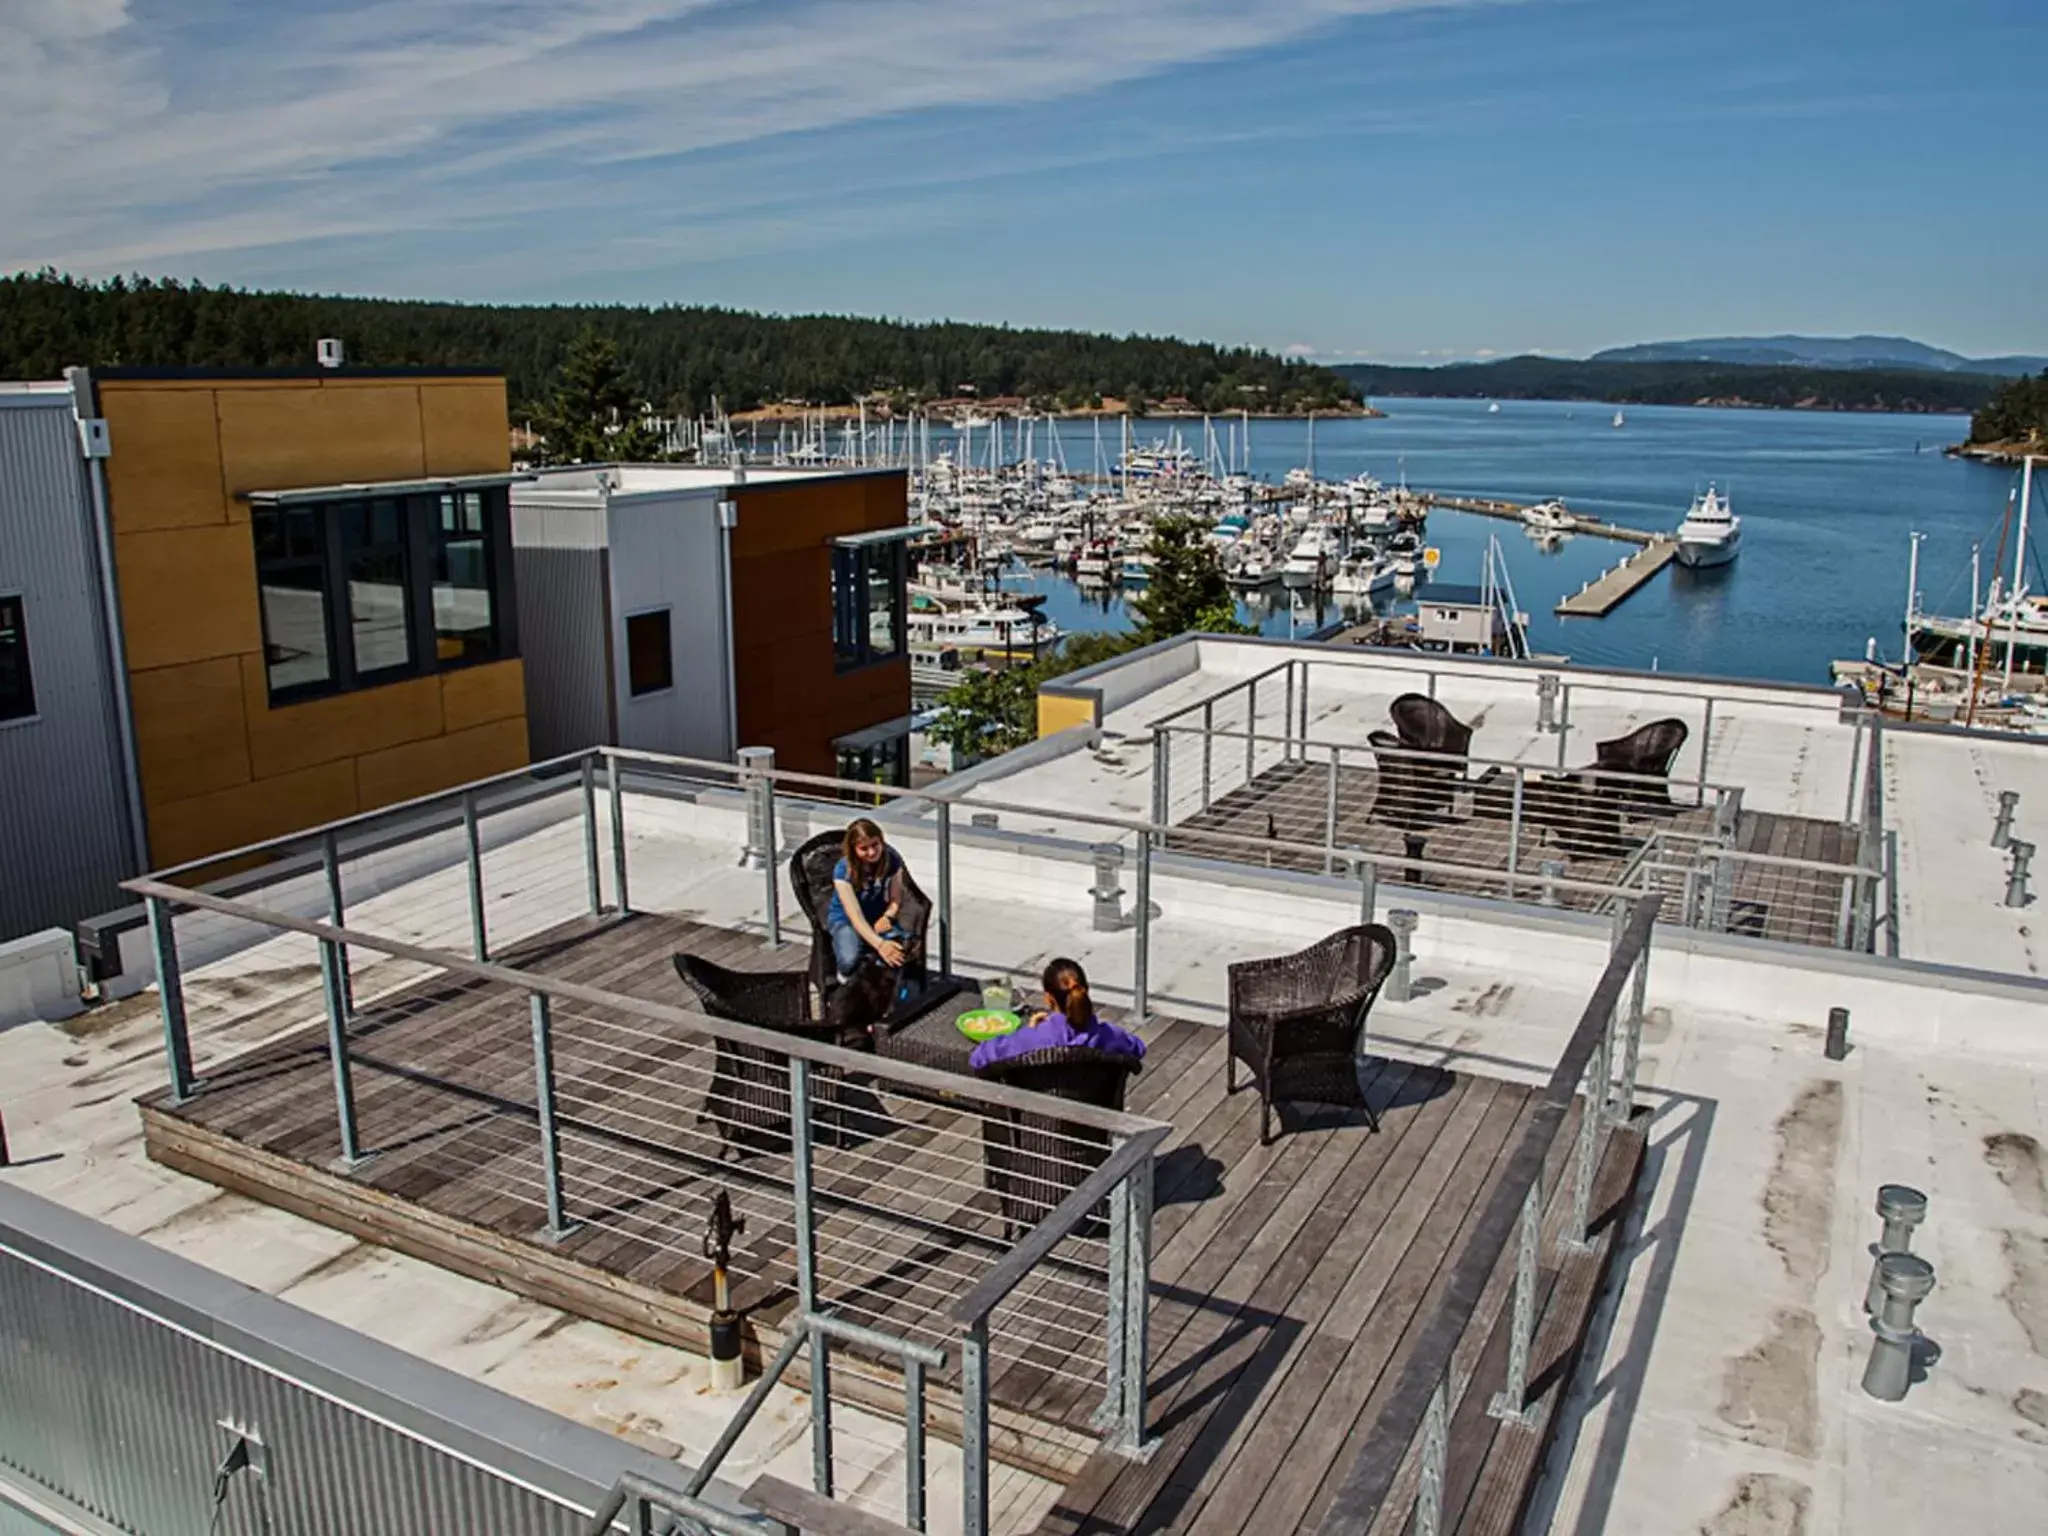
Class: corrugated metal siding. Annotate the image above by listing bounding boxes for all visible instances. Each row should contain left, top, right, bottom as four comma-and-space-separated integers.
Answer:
0, 1188, 717, 1536
0, 398, 134, 941
607, 492, 732, 761
512, 499, 614, 760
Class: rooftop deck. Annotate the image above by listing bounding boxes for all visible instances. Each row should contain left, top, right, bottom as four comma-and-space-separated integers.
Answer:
135, 910, 1644, 1535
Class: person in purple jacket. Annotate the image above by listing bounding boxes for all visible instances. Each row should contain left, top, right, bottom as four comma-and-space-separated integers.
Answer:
970, 958, 1146, 1071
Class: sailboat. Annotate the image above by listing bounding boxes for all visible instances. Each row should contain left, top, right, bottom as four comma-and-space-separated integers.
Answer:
1612, 410, 1626, 429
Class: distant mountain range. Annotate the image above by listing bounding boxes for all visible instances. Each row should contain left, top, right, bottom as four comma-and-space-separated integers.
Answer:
1587, 335, 2047, 377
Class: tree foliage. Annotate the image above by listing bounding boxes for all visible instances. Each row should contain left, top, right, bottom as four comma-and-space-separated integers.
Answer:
1127, 516, 1253, 644
1333, 356, 2003, 414
530, 328, 664, 463
0, 270, 1361, 417
1969, 370, 2048, 447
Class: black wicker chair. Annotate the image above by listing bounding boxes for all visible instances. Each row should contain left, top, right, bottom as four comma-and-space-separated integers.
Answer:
1226, 925, 1397, 1144
788, 830, 935, 1031
1388, 693, 1474, 759
1582, 718, 1690, 811
672, 952, 857, 1158
974, 1046, 1141, 1240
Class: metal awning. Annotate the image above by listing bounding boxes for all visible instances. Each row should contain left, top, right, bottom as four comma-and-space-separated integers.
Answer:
830, 525, 921, 549
242, 472, 533, 506
832, 713, 919, 753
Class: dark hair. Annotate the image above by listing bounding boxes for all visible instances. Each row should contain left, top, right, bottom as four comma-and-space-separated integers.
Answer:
841, 818, 886, 875
1042, 957, 1092, 1024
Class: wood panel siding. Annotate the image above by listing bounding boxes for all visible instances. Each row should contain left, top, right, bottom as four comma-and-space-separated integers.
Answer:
95, 375, 527, 871
728, 471, 911, 776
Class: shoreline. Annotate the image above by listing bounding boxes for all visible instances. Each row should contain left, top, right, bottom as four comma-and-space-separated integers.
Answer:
1945, 438, 2044, 465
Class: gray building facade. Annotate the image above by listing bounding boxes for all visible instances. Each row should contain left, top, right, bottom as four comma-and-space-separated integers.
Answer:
0, 381, 144, 942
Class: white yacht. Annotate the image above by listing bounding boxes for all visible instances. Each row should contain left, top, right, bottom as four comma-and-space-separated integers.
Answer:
1281, 526, 1334, 589
1330, 553, 1398, 599
1521, 499, 1575, 533
1674, 485, 1740, 568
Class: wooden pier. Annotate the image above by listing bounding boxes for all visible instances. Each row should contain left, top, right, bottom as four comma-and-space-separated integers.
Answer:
1555, 540, 1679, 617
1421, 494, 1658, 547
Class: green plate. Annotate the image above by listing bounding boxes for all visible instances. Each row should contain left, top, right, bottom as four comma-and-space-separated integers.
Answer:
957, 1009, 1022, 1042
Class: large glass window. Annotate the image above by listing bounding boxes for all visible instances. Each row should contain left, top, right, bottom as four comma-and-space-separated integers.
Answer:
251, 487, 514, 704
832, 541, 906, 671
0, 595, 36, 723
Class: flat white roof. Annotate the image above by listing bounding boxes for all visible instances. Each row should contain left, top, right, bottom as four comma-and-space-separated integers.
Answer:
8, 757, 2046, 1534
518, 463, 904, 501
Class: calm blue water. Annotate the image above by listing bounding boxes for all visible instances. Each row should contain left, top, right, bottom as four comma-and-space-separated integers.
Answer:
976, 401, 2033, 685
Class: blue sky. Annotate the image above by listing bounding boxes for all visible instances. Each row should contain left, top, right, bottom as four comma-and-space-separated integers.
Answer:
5, 0, 2043, 361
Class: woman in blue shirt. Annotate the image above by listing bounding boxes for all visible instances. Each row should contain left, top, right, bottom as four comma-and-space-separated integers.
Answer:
826, 818, 908, 981
970, 958, 1147, 1071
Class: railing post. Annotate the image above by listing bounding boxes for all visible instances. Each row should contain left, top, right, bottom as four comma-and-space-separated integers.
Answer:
1244, 677, 1257, 783
1132, 830, 1153, 1025
1617, 938, 1649, 1120
581, 756, 602, 916
1506, 771, 1526, 901
1416, 1378, 1448, 1536
1283, 661, 1297, 763
1201, 701, 1214, 811
1357, 856, 1378, 926
1149, 730, 1168, 826
1564, 1054, 1601, 1253
1844, 711, 1866, 825
146, 895, 197, 1104
904, 1357, 928, 1533
1488, 1183, 1541, 1424
1698, 696, 1714, 795
936, 801, 954, 976
962, 1318, 991, 1536
790, 1059, 818, 1312
1556, 682, 1572, 768
1324, 745, 1341, 875
1298, 659, 1311, 744
321, 830, 354, 1019
530, 992, 576, 1242
608, 752, 632, 916
808, 1319, 833, 1500
462, 790, 488, 962
318, 936, 365, 1169
738, 747, 782, 950
1099, 1149, 1154, 1456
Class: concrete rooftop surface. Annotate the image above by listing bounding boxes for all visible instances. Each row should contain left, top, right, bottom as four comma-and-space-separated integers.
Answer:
7, 638, 2048, 1533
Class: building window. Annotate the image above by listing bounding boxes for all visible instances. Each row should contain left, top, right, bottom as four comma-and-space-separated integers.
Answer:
832, 542, 906, 671
836, 737, 909, 798
0, 595, 36, 723
251, 487, 516, 704
626, 609, 673, 696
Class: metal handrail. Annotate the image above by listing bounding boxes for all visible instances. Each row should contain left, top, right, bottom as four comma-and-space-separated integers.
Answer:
582, 1470, 765, 1536
120, 875, 1167, 1139
1313, 895, 1662, 1536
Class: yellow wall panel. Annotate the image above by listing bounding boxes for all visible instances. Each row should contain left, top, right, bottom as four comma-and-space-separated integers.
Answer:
439, 660, 525, 735
240, 661, 443, 780
354, 717, 529, 812
98, 387, 229, 533
215, 382, 427, 495
130, 657, 253, 806
419, 381, 513, 476
1037, 693, 1097, 739
114, 526, 263, 672
146, 759, 360, 871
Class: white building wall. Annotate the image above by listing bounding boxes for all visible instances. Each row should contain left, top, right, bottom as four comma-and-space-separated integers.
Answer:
604, 490, 733, 763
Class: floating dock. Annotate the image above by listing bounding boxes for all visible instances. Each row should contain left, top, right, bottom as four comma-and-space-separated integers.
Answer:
1556, 539, 1680, 617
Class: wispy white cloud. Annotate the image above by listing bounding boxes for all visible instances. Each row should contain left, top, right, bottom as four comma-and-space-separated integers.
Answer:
1, 0, 1517, 279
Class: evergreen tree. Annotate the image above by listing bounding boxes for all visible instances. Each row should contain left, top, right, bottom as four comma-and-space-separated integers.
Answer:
1128, 516, 1253, 643
531, 329, 664, 464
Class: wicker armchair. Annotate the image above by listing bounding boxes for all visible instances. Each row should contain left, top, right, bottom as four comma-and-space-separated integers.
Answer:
788, 831, 935, 1030
672, 952, 855, 1158
974, 1046, 1141, 1240
1581, 718, 1690, 811
1388, 693, 1474, 759
1226, 925, 1396, 1144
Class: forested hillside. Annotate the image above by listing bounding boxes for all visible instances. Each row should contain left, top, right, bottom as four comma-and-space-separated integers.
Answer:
1967, 370, 2048, 449
1335, 355, 1998, 413
0, 271, 1360, 415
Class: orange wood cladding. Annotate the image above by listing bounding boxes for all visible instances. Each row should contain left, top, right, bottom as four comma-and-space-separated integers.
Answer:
96, 373, 530, 870
728, 471, 911, 776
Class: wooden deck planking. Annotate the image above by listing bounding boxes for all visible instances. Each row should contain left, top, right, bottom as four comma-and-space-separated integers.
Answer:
139, 910, 1645, 1532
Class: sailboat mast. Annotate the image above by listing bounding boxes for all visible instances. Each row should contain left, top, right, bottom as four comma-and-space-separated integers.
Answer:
2006, 458, 2036, 690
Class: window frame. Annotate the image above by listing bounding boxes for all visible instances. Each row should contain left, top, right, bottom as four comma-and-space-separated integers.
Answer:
0, 592, 38, 726
624, 606, 675, 698
831, 540, 907, 673
250, 487, 519, 707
